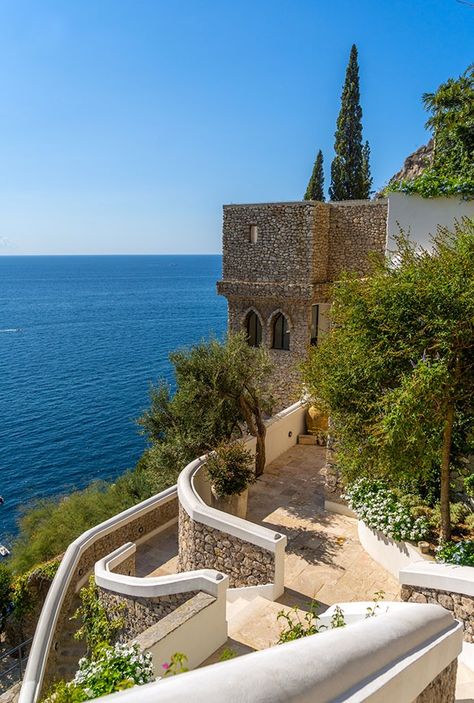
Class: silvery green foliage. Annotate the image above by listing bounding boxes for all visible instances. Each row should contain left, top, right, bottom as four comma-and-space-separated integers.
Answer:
344, 478, 429, 542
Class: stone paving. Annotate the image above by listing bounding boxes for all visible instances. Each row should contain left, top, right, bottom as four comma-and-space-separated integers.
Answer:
247, 444, 400, 609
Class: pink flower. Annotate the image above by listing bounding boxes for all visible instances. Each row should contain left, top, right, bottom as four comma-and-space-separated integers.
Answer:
162, 663, 170, 670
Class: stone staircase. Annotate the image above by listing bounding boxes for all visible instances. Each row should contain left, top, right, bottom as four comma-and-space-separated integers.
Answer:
226, 596, 307, 651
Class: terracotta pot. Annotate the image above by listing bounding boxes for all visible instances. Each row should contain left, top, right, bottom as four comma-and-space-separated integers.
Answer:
210, 486, 248, 518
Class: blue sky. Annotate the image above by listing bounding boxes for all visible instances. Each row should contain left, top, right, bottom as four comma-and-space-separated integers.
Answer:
0, 0, 472, 255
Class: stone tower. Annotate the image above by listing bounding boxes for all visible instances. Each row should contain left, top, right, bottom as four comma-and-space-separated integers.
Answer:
217, 200, 388, 409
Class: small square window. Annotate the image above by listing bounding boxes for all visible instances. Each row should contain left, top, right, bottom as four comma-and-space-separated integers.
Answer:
249, 225, 258, 244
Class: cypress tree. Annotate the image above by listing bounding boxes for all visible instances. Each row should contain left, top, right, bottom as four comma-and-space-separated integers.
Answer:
362, 140, 373, 197
329, 44, 371, 200
304, 149, 325, 201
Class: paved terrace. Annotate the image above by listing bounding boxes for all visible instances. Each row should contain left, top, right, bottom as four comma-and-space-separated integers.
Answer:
131, 445, 474, 700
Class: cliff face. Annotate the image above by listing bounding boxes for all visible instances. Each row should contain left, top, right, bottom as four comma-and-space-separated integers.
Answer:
377, 140, 433, 196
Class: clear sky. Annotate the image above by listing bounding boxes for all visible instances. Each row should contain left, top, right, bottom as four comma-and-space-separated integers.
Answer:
0, 0, 472, 255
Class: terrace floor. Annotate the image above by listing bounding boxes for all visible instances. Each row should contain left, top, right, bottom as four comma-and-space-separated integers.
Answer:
135, 444, 474, 700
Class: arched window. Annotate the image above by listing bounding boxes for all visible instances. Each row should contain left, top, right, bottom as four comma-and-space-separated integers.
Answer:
246, 311, 262, 347
272, 312, 290, 350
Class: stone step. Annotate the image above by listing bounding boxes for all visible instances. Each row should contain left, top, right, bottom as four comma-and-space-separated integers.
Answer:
228, 596, 308, 651
226, 598, 251, 621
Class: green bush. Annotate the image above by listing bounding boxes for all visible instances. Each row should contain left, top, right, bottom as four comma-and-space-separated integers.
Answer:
72, 577, 124, 658
431, 502, 470, 532
10, 467, 158, 574
43, 643, 155, 702
206, 442, 256, 497
11, 559, 60, 621
436, 540, 474, 566
464, 473, 474, 498
0, 563, 12, 630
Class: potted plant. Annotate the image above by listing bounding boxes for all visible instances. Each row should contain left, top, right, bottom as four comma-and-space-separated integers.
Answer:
206, 442, 257, 518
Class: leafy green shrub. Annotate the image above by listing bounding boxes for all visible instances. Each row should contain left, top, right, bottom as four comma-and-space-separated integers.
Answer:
464, 473, 474, 498
11, 558, 60, 621
344, 479, 430, 542
43, 643, 155, 702
0, 563, 12, 631
387, 171, 474, 199
72, 577, 124, 658
436, 540, 474, 566
277, 601, 322, 643
465, 513, 474, 536
206, 442, 256, 497
10, 468, 157, 574
431, 502, 470, 532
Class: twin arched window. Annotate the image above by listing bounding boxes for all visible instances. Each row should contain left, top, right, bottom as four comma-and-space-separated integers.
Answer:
246, 311, 262, 347
244, 310, 290, 350
272, 312, 290, 350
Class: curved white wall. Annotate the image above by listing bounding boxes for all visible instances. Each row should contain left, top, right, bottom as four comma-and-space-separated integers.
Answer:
357, 520, 426, 578
91, 603, 462, 703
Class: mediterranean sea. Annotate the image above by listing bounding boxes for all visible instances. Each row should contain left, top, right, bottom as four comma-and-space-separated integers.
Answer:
0, 255, 226, 544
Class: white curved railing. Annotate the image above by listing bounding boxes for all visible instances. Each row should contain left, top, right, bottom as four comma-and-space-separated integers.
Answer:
95, 542, 229, 599
20, 400, 306, 703
19, 486, 178, 703
91, 603, 463, 703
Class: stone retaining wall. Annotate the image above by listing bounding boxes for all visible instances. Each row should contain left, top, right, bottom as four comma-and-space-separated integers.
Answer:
401, 584, 474, 642
43, 495, 179, 687
414, 658, 457, 702
178, 506, 274, 587
97, 588, 199, 642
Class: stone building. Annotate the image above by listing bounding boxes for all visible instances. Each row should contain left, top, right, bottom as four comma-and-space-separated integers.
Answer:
217, 199, 388, 408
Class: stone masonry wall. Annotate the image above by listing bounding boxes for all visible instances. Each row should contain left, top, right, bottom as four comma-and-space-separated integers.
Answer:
413, 659, 457, 703
178, 506, 274, 587
97, 587, 199, 642
218, 200, 388, 410
222, 202, 327, 284
401, 584, 474, 642
42, 495, 179, 689
327, 201, 388, 279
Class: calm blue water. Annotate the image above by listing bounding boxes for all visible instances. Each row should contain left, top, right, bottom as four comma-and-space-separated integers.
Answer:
0, 255, 227, 543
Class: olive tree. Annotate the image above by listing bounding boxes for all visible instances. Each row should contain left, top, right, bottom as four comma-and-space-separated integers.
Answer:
139, 333, 274, 478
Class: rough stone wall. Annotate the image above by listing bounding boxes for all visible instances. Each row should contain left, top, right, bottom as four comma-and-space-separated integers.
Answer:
218, 200, 388, 410
42, 496, 179, 688
413, 658, 457, 703
224, 295, 311, 409
222, 202, 326, 284
401, 584, 474, 642
178, 506, 274, 587
327, 201, 388, 280
97, 587, 199, 642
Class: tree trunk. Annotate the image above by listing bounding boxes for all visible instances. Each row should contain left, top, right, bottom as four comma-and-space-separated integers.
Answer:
440, 400, 455, 543
238, 396, 266, 477
254, 410, 266, 477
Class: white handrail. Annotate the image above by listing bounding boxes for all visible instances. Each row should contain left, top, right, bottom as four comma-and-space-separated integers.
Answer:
95, 542, 229, 599
19, 486, 177, 703
91, 603, 463, 703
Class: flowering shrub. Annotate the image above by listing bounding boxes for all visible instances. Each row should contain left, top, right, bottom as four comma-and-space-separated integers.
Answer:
43, 643, 154, 702
436, 540, 474, 567
343, 478, 429, 542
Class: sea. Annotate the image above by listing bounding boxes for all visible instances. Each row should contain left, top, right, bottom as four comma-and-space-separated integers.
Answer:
0, 255, 227, 545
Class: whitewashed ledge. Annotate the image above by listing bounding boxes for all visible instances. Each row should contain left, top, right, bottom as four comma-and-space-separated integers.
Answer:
91, 603, 462, 703
400, 561, 474, 598
357, 520, 427, 578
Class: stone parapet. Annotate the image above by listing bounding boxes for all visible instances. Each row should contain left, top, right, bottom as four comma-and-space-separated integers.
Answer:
98, 587, 199, 642
401, 584, 474, 642
414, 658, 457, 702
178, 507, 274, 588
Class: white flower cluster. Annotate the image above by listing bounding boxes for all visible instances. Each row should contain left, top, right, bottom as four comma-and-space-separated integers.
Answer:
343, 478, 429, 543
73, 642, 155, 697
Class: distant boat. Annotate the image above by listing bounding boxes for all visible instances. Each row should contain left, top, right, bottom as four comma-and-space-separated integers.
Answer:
0, 545, 10, 558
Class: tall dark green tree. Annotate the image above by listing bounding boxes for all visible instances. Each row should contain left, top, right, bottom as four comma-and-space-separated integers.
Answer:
304, 149, 325, 201
329, 45, 371, 200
